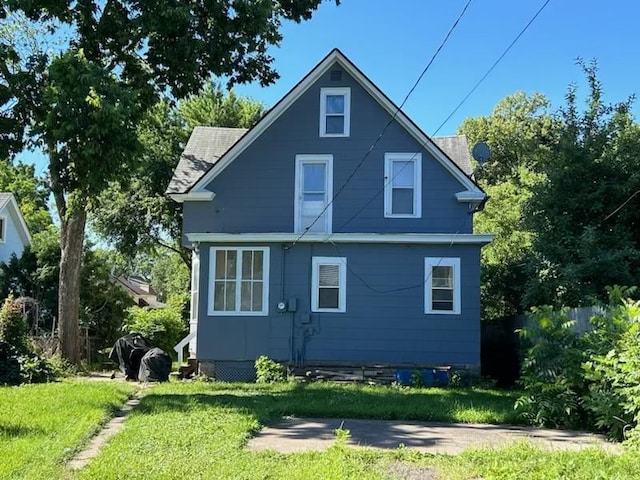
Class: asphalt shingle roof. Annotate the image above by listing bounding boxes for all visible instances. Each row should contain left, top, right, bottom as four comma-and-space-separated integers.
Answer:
166, 126, 248, 194
166, 128, 473, 195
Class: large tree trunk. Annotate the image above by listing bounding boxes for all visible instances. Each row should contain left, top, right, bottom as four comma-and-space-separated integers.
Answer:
58, 208, 87, 364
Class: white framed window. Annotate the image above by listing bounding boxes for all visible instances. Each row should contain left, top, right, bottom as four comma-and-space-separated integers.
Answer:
311, 256, 346, 313
319, 87, 350, 137
425, 257, 460, 315
384, 153, 422, 218
0, 216, 5, 242
294, 154, 333, 234
208, 247, 270, 316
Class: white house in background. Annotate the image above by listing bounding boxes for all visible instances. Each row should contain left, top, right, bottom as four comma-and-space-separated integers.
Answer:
0, 193, 31, 264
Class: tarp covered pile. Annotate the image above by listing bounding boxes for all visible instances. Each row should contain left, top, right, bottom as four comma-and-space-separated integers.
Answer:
109, 333, 172, 382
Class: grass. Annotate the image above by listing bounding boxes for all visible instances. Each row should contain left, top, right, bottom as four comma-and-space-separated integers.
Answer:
76, 382, 640, 480
3, 380, 638, 479
0, 379, 135, 480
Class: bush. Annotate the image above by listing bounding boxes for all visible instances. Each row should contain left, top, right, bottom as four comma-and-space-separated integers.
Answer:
517, 290, 640, 444
122, 295, 187, 356
255, 355, 285, 383
0, 295, 29, 353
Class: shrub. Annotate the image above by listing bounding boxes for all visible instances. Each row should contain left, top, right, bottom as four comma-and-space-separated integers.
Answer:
0, 295, 29, 353
516, 306, 589, 428
122, 295, 187, 356
255, 355, 285, 383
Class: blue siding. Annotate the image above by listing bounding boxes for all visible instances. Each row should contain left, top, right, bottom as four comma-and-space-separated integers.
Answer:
0, 208, 28, 264
196, 242, 481, 367
182, 63, 472, 244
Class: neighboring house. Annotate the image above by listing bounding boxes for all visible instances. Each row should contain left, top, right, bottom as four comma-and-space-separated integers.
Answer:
167, 49, 492, 381
112, 276, 165, 309
0, 193, 31, 264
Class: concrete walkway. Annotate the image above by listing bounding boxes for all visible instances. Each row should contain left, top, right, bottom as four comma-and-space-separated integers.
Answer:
248, 417, 620, 455
68, 384, 146, 470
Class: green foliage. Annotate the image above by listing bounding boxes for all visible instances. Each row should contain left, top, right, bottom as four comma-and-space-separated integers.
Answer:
0, 159, 51, 232
0, 295, 28, 351
254, 355, 286, 383
516, 306, 588, 428
524, 60, 640, 308
122, 296, 187, 356
92, 84, 265, 264
518, 292, 640, 443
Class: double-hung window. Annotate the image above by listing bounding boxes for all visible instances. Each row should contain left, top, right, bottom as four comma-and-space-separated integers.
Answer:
311, 256, 346, 313
295, 155, 333, 233
424, 257, 460, 314
320, 87, 350, 137
209, 247, 269, 316
384, 153, 422, 218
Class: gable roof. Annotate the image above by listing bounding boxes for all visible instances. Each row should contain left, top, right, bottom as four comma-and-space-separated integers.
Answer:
168, 48, 484, 201
167, 127, 248, 194
0, 192, 32, 246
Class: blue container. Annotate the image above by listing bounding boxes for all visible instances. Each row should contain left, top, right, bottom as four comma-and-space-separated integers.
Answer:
434, 369, 450, 387
422, 369, 435, 386
395, 369, 412, 386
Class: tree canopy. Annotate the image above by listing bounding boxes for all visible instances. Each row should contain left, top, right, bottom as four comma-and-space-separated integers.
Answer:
0, 0, 336, 362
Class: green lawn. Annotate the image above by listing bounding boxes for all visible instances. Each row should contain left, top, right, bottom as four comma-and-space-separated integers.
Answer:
2, 380, 637, 479
0, 380, 135, 480
76, 382, 639, 480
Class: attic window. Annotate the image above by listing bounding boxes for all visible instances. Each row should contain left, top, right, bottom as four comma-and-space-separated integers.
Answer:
0, 216, 4, 242
330, 70, 342, 81
319, 87, 350, 137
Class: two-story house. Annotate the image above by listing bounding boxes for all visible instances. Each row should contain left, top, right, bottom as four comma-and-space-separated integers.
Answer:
167, 49, 492, 381
0, 193, 31, 265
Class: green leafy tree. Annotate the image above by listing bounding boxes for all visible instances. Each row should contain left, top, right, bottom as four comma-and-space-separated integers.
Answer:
0, 159, 51, 232
0, 0, 335, 363
459, 92, 556, 320
524, 61, 640, 307
92, 84, 265, 265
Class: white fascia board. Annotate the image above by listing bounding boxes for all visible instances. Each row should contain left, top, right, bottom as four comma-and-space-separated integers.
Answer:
8, 195, 31, 245
169, 192, 216, 203
189, 49, 483, 195
455, 191, 487, 203
186, 232, 494, 245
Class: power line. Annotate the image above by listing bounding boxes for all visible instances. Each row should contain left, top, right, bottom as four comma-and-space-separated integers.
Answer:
432, 0, 552, 136
287, 0, 474, 248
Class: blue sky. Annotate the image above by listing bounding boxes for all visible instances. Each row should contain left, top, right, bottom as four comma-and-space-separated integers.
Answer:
234, 0, 640, 136
21, 0, 640, 172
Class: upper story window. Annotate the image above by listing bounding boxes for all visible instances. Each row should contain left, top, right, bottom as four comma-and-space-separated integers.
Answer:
384, 153, 422, 218
208, 247, 270, 316
424, 257, 460, 315
0, 216, 5, 242
320, 87, 350, 137
295, 155, 333, 234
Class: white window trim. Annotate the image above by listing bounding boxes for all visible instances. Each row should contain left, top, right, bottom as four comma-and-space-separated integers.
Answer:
384, 153, 422, 218
208, 246, 270, 316
319, 87, 351, 137
294, 154, 333, 234
424, 257, 461, 315
0, 215, 5, 243
311, 256, 347, 313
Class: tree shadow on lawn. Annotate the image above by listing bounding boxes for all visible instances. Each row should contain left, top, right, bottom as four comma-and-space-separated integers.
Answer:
133, 384, 522, 426
0, 423, 45, 438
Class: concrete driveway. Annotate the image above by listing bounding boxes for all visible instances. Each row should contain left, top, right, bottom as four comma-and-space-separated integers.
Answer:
248, 417, 620, 455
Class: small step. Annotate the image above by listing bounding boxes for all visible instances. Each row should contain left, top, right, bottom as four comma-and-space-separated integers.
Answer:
177, 358, 198, 379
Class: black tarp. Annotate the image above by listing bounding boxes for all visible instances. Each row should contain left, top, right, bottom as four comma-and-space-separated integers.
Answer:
138, 347, 172, 382
109, 333, 153, 380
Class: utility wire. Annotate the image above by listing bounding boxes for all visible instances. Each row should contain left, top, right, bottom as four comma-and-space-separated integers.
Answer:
287, 0, 474, 248
432, 0, 552, 135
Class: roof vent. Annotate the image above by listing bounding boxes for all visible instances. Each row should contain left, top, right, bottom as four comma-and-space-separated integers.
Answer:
330, 70, 342, 81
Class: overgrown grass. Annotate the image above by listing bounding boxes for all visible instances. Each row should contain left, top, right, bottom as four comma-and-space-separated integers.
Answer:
0, 380, 135, 480
78, 382, 639, 480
